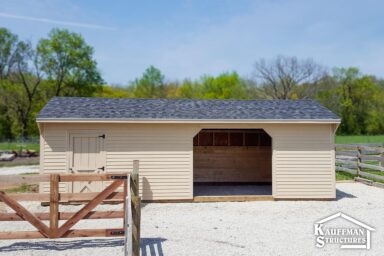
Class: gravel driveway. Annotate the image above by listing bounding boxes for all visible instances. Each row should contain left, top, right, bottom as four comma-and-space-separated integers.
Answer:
0, 165, 39, 175
0, 182, 383, 256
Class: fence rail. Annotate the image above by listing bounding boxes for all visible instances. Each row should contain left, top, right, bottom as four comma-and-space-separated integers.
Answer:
336, 144, 384, 182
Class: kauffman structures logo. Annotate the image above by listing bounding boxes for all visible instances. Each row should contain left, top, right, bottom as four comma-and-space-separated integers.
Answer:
314, 212, 375, 249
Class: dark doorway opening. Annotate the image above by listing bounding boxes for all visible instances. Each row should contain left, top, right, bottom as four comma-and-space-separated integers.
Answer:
193, 129, 272, 199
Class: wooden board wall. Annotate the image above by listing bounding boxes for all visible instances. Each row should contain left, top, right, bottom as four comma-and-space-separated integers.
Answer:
193, 146, 272, 182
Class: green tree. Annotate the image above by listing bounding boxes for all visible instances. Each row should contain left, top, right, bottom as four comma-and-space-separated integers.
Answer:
0, 28, 18, 79
96, 85, 131, 98
317, 67, 384, 135
0, 40, 43, 137
197, 72, 248, 99
131, 66, 166, 98
37, 28, 102, 96
178, 79, 197, 98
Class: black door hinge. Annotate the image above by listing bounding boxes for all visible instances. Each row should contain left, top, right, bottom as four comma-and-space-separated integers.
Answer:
110, 230, 125, 235
98, 134, 105, 139
98, 166, 105, 171
110, 175, 128, 180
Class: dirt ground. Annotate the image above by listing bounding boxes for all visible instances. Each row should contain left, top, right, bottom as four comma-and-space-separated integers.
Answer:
0, 182, 383, 256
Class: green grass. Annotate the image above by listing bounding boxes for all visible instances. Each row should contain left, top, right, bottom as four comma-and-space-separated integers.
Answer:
0, 142, 39, 152
336, 171, 356, 181
336, 135, 384, 144
363, 169, 384, 177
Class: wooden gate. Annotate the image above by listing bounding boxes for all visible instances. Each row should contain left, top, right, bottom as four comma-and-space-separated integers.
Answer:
0, 165, 141, 255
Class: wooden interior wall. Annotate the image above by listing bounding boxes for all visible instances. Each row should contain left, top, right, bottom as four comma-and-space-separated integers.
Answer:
193, 129, 272, 183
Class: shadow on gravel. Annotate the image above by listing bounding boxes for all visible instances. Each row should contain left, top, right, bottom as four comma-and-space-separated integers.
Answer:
336, 189, 356, 200
0, 237, 166, 255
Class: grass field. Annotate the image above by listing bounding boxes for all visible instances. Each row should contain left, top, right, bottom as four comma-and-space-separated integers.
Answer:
336, 135, 384, 144
336, 171, 355, 181
0, 135, 382, 152
0, 142, 39, 152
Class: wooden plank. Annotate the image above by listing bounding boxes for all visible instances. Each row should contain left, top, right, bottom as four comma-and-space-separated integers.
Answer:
5, 192, 125, 202
0, 175, 50, 186
335, 159, 358, 166
4, 193, 50, 201
361, 155, 384, 162
359, 145, 384, 154
50, 174, 59, 238
61, 192, 125, 202
194, 146, 271, 182
336, 166, 357, 175
335, 151, 358, 157
0, 191, 50, 238
336, 155, 357, 160
59, 173, 128, 182
359, 171, 384, 181
355, 177, 384, 189
123, 179, 127, 227
336, 143, 383, 148
335, 144, 358, 149
0, 228, 126, 240
359, 163, 384, 172
0, 211, 124, 221
357, 146, 362, 176
56, 179, 124, 238
131, 160, 140, 256
124, 176, 132, 256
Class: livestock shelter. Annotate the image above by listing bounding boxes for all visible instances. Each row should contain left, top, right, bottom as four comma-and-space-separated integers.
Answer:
37, 97, 340, 201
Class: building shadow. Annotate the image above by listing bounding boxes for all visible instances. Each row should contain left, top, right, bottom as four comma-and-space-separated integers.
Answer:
0, 237, 166, 256
141, 177, 153, 202
336, 189, 356, 200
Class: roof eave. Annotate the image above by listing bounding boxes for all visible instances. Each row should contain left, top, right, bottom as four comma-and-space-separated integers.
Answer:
36, 118, 341, 124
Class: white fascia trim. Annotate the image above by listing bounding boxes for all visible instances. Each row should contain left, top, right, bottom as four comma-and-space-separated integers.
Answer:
36, 118, 341, 124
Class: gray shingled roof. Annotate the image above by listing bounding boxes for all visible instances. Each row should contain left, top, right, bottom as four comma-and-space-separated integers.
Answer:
37, 97, 340, 121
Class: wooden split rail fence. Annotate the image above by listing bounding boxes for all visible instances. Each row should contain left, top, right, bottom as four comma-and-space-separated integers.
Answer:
336, 144, 384, 182
0, 160, 141, 256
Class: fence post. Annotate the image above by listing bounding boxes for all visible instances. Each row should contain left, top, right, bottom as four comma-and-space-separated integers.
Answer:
124, 175, 132, 256
49, 174, 59, 238
131, 160, 140, 256
357, 146, 362, 177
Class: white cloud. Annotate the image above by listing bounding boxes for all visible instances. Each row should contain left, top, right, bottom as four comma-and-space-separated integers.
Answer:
0, 12, 117, 31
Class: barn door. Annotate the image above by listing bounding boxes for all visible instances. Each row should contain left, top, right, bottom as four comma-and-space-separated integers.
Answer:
69, 132, 105, 193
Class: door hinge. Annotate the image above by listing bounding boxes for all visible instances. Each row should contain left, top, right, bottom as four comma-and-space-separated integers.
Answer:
110, 230, 125, 236
98, 166, 105, 171
98, 134, 105, 139
110, 175, 128, 180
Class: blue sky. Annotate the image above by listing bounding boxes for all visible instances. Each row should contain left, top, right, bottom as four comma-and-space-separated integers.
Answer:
0, 0, 383, 84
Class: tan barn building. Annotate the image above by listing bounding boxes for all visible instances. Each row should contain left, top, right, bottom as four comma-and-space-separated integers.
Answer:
37, 97, 340, 201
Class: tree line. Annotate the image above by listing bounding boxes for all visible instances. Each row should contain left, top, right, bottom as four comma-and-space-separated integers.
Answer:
0, 27, 383, 139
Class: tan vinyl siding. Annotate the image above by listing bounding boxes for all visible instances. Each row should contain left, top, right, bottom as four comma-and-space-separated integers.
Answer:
39, 124, 71, 193
40, 123, 198, 200
267, 124, 335, 199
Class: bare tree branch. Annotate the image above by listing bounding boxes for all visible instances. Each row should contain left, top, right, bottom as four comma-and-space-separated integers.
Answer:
253, 55, 326, 99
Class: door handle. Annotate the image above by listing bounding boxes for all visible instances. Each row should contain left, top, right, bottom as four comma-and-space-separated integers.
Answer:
98, 166, 105, 171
